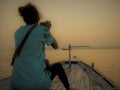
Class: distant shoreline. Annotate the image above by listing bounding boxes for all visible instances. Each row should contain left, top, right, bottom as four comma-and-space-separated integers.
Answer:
1, 46, 120, 50
61, 46, 120, 50
72, 47, 120, 49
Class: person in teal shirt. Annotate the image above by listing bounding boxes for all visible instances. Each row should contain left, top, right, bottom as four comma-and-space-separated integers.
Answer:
10, 3, 70, 90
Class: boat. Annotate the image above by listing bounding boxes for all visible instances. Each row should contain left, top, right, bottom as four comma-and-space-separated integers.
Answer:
51, 59, 120, 90
0, 45, 120, 90
0, 59, 120, 90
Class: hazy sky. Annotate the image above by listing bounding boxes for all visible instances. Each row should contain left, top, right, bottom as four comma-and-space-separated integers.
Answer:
0, 0, 120, 49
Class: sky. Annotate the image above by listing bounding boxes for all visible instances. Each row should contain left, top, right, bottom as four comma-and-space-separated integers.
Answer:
0, 0, 120, 49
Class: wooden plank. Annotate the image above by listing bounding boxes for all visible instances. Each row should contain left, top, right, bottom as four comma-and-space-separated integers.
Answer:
51, 63, 91, 90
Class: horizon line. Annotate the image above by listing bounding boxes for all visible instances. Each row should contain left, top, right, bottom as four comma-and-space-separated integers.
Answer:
1, 46, 120, 50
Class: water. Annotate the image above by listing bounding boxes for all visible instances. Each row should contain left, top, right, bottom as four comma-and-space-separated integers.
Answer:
0, 49, 120, 87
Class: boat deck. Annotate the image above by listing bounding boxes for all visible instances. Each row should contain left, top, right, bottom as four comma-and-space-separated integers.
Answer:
50, 61, 118, 90
51, 62, 90, 90
0, 61, 119, 90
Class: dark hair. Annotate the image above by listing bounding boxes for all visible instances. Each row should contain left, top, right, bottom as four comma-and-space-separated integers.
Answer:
18, 3, 40, 24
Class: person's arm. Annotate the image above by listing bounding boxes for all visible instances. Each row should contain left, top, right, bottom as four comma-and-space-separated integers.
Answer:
51, 38, 58, 49
40, 20, 58, 49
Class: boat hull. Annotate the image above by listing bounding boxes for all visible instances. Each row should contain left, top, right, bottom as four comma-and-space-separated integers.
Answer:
0, 60, 120, 90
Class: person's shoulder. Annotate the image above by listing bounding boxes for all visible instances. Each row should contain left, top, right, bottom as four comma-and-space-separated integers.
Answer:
15, 26, 23, 34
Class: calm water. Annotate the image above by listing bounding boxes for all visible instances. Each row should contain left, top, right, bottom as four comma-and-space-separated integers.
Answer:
0, 49, 120, 87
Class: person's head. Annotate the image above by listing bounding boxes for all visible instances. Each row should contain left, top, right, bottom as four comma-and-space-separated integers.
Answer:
18, 3, 40, 25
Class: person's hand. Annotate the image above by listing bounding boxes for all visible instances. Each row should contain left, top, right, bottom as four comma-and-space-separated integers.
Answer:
45, 20, 51, 29
45, 59, 50, 66
40, 20, 51, 30
45, 59, 53, 68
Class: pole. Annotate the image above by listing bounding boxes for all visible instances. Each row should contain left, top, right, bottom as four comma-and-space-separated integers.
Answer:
69, 44, 71, 68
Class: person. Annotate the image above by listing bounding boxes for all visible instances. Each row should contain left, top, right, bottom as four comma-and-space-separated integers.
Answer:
10, 3, 70, 90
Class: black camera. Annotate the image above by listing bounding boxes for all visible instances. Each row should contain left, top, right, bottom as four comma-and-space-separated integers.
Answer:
40, 22, 47, 26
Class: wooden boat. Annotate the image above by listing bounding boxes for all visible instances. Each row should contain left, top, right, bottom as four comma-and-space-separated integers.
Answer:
0, 45, 120, 90
0, 59, 120, 90
51, 59, 120, 90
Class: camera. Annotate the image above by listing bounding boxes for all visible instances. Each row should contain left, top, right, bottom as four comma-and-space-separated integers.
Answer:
40, 22, 47, 26
40, 21, 51, 29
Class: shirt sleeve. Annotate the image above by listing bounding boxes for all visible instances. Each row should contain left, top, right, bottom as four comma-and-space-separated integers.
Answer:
43, 28, 54, 46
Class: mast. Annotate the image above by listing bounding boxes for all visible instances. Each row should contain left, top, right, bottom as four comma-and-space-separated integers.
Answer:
62, 45, 90, 68
68, 44, 71, 68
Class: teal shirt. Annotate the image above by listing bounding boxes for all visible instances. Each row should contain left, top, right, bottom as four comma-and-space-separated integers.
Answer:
11, 25, 54, 90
